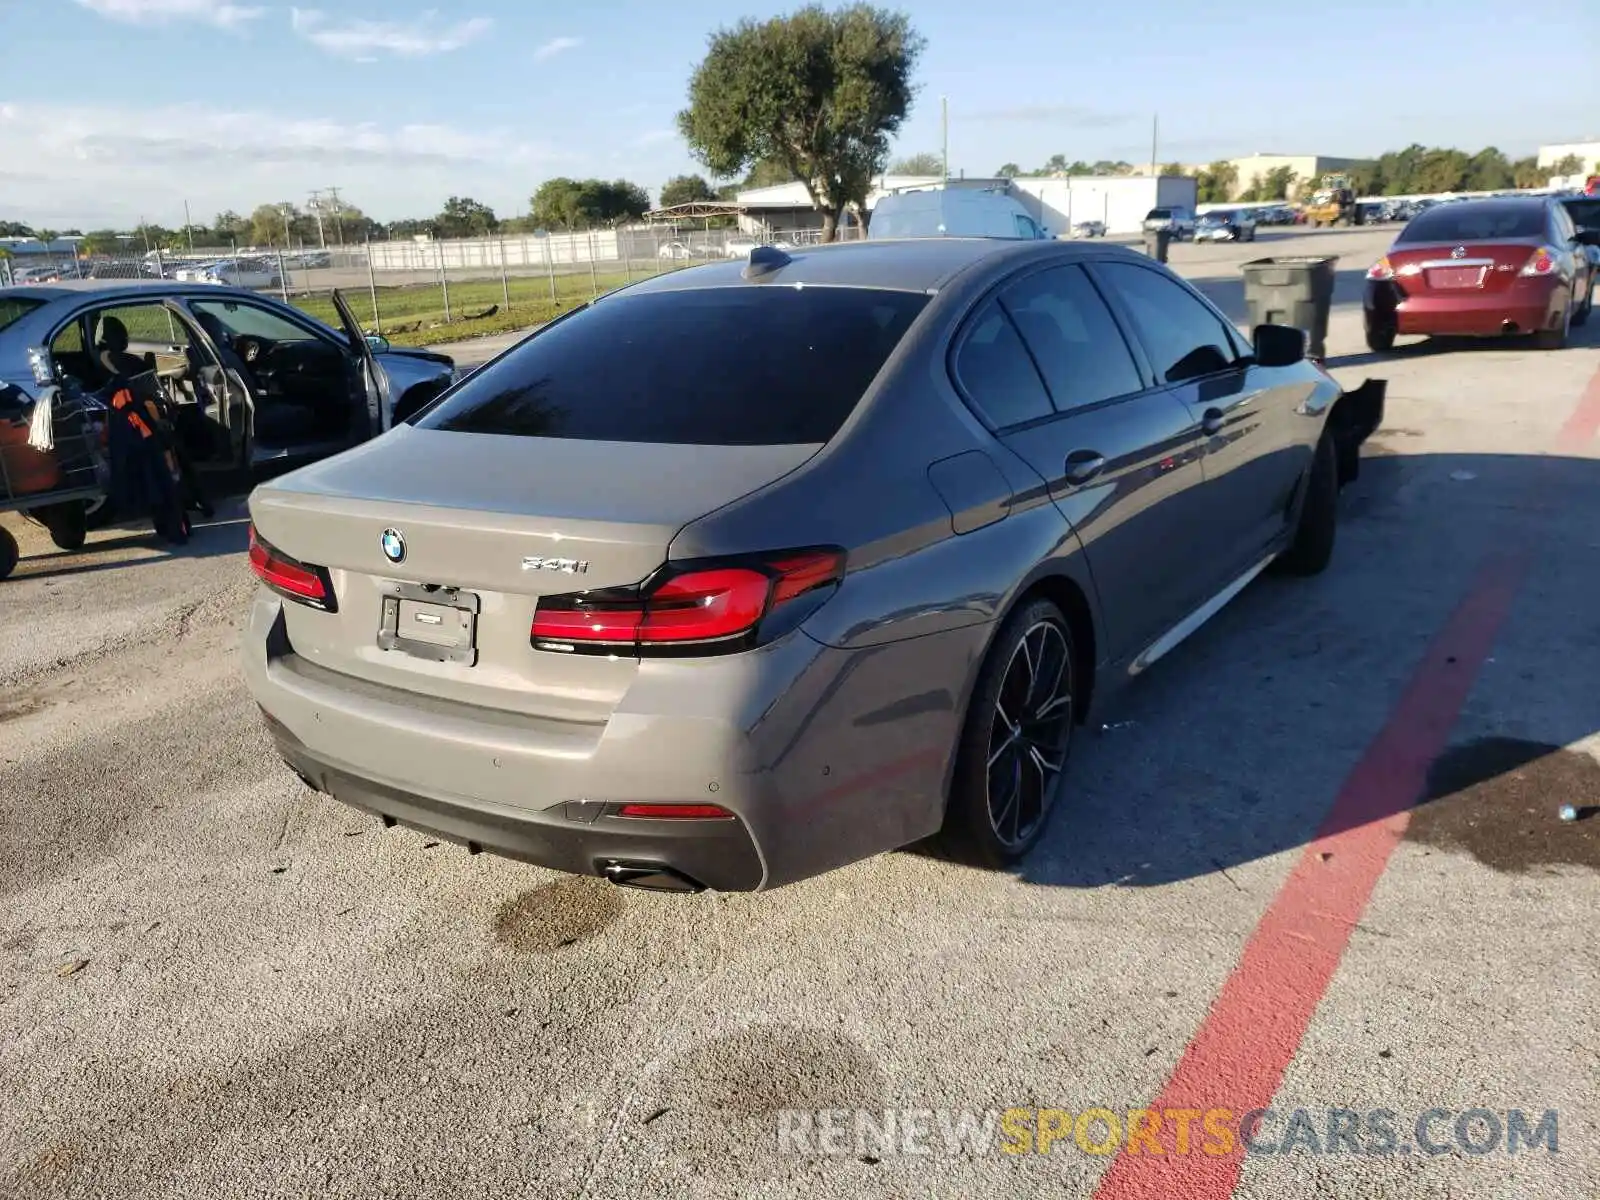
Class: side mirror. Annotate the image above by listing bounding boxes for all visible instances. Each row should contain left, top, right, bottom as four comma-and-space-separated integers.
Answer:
364, 334, 391, 354
1253, 323, 1306, 368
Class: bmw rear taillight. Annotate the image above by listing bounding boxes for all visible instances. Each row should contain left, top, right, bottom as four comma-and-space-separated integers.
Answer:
248, 524, 336, 611
1366, 256, 1394, 281
1520, 246, 1559, 277
530, 547, 845, 656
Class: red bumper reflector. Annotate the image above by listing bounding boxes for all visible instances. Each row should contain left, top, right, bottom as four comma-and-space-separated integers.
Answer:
615, 803, 735, 820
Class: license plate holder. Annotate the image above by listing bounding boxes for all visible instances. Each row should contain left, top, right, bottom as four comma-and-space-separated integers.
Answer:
377, 580, 479, 666
1427, 266, 1485, 289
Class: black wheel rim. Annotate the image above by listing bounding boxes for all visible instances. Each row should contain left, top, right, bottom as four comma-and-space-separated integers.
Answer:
985, 620, 1073, 850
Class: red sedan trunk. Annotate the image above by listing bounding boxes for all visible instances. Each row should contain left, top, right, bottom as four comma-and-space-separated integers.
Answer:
1380, 239, 1564, 337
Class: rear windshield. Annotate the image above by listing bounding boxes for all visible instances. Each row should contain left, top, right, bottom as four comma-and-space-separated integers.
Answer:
1397, 204, 1546, 243
1146, 208, 1172, 218
415, 285, 929, 445
0, 295, 45, 334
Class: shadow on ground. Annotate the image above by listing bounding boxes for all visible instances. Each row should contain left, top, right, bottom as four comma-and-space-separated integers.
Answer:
1015, 448, 1600, 890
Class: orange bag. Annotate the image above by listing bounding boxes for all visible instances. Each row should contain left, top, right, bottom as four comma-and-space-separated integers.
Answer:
0, 417, 62, 496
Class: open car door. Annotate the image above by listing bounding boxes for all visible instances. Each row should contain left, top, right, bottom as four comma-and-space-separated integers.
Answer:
162, 298, 251, 466
331, 289, 390, 437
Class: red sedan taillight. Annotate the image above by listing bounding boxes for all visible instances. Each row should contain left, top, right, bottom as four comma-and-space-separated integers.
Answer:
1519, 246, 1559, 277
531, 548, 845, 656
1366, 256, 1394, 281
248, 524, 336, 611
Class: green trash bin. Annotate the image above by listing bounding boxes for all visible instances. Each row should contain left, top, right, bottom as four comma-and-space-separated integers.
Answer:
1240, 255, 1339, 360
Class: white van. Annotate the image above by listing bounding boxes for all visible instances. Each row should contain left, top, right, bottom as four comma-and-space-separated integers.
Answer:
868, 189, 1050, 240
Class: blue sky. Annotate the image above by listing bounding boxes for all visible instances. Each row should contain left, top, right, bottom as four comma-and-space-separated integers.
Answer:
0, 0, 1587, 228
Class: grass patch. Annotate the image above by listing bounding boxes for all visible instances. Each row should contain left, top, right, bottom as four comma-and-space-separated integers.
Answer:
290, 264, 689, 347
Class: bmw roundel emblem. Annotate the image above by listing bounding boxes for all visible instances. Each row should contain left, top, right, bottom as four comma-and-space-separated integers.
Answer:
380, 527, 406, 564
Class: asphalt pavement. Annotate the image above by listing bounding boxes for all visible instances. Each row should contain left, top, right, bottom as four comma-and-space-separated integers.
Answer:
2, 225, 1596, 1200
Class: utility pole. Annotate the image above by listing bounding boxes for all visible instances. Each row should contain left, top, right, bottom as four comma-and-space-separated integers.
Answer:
1150, 114, 1159, 176
308, 190, 327, 249
280, 203, 293, 249
325, 185, 345, 246
941, 96, 949, 181
183, 199, 195, 252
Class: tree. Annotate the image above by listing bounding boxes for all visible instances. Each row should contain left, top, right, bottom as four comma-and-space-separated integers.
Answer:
386, 218, 438, 239
678, 4, 924, 242
1040, 153, 1070, 175
1195, 160, 1238, 203
35, 228, 59, 246
435, 195, 499, 238
249, 204, 298, 247
212, 210, 251, 244
78, 229, 124, 256
0, 221, 34, 238
1159, 162, 1187, 178
1261, 165, 1298, 200
1465, 147, 1514, 192
530, 177, 652, 230
890, 151, 943, 175
996, 162, 1021, 179
1511, 156, 1546, 189
660, 174, 718, 208
1552, 153, 1585, 176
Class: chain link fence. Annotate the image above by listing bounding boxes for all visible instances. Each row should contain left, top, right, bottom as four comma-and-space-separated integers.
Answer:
1, 222, 865, 348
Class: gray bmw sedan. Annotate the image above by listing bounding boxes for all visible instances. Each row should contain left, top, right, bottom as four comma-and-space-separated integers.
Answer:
242, 238, 1381, 892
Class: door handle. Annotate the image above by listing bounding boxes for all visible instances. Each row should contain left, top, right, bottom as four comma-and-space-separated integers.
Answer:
1062, 449, 1106, 485
1201, 407, 1224, 436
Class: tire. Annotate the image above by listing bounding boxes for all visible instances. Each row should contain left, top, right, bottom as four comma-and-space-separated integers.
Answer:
938, 597, 1079, 869
1364, 322, 1396, 354
0, 524, 17, 580
1572, 279, 1593, 328
43, 502, 88, 551
1278, 432, 1338, 576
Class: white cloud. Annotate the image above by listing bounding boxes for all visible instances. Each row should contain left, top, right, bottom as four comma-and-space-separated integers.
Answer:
533, 36, 582, 62
0, 100, 561, 226
73, 0, 264, 28
289, 8, 493, 59
633, 130, 678, 148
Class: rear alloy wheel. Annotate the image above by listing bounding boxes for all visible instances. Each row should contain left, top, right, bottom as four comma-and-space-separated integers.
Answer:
940, 598, 1078, 868
1278, 432, 1338, 576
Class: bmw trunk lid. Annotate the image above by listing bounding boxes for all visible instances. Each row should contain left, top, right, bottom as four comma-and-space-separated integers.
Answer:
248, 425, 818, 721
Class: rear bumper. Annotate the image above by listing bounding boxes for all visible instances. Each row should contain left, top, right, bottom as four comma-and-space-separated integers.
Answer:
265, 714, 764, 891
242, 591, 977, 891
1364, 278, 1566, 336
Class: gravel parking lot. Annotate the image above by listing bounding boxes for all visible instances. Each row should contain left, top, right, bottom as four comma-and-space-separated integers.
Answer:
3, 226, 1596, 1199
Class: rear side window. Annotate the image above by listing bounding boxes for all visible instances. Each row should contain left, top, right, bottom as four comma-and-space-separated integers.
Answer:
1000, 265, 1143, 411
1397, 204, 1546, 243
1096, 261, 1241, 384
952, 304, 1053, 428
419, 286, 928, 446
1564, 200, 1600, 231
0, 296, 45, 334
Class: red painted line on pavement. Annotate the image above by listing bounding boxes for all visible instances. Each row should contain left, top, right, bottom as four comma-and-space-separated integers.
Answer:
1556, 362, 1600, 450
1090, 552, 1529, 1200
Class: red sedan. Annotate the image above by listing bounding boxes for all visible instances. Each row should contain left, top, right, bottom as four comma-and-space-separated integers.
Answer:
1363, 196, 1597, 352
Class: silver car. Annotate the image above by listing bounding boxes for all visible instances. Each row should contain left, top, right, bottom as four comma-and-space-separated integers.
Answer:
0, 281, 456, 470
243, 240, 1383, 893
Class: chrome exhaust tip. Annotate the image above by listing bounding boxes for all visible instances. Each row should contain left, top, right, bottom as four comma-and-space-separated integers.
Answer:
599, 861, 705, 893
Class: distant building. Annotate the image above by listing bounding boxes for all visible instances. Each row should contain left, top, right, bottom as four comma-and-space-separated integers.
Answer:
1537, 140, 1600, 173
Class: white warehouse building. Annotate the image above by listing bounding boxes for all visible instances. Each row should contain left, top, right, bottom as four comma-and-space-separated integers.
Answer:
734, 173, 1196, 239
